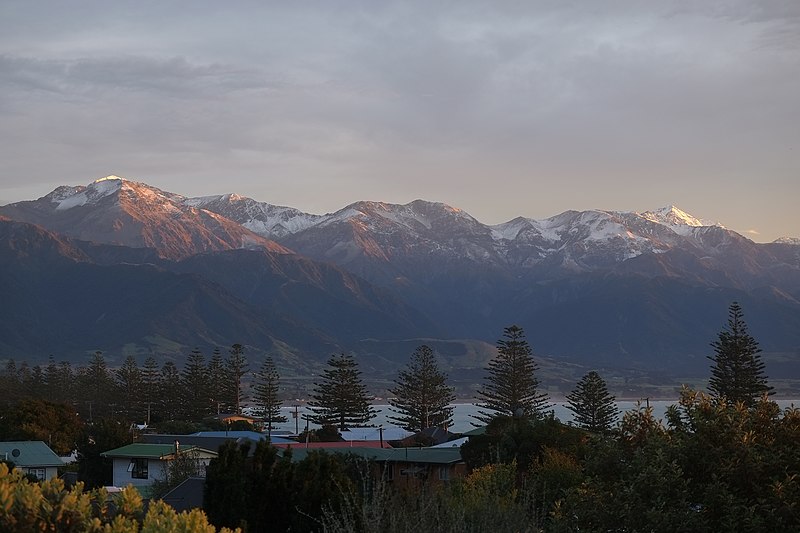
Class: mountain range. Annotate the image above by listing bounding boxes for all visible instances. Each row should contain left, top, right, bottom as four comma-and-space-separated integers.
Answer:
2, 176, 799, 391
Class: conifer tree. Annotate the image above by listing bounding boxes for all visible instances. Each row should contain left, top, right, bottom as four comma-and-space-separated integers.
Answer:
159, 361, 181, 421
708, 302, 773, 406
388, 345, 455, 432
253, 357, 287, 434
182, 348, 210, 420
116, 355, 142, 421
226, 344, 249, 415
474, 325, 550, 424
308, 354, 377, 430
141, 356, 160, 424
565, 371, 619, 432
206, 348, 227, 415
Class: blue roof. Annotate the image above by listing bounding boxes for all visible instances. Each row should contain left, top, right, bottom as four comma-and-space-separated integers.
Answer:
0, 441, 63, 467
189, 431, 295, 444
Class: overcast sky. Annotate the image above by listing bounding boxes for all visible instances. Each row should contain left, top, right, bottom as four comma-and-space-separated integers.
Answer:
1, 1, 798, 241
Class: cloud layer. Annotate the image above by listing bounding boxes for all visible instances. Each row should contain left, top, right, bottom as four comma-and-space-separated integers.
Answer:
1, 1, 798, 241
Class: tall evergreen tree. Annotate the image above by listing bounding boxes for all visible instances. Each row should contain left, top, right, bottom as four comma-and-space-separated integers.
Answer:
78, 352, 116, 420
388, 345, 456, 432
708, 302, 773, 406
206, 347, 227, 415
140, 356, 160, 424
116, 355, 142, 422
253, 357, 287, 434
565, 371, 619, 432
473, 325, 550, 424
182, 348, 210, 420
308, 354, 377, 430
225, 344, 249, 415
159, 361, 182, 421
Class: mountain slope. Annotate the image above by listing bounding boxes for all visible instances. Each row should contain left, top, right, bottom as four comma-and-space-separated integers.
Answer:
0, 176, 289, 260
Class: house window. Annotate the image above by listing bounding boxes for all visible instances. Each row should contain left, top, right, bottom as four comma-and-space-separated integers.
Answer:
26, 468, 46, 481
384, 463, 394, 481
438, 466, 449, 481
128, 458, 148, 479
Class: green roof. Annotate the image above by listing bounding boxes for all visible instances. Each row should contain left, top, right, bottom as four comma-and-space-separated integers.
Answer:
101, 443, 215, 459
461, 426, 486, 436
285, 446, 463, 465
0, 441, 62, 467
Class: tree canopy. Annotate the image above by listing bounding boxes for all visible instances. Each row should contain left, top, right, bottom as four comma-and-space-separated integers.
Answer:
474, 325, 550, 424
565, 370, 619, 432
308, 354, 377, 430
388, 345, 455, 432
708, 302, 772, 406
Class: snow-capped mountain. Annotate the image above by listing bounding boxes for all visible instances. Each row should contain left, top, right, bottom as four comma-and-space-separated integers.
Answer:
0, 176, 289, 260
2, 176, 799, 373
186, 191, 737, 273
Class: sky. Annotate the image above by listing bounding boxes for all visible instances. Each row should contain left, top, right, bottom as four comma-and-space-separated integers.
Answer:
0, 1, 798, 242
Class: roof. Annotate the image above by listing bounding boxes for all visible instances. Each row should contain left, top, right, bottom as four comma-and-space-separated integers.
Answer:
461, 426, 486, 436
161, 477, 205, 512
0, 441, 63, 468
431, 437, 468, 448
273, 440, 390, 450
101, 443, 216, 459
284, 446, 463, 465
341, 427, 413, 442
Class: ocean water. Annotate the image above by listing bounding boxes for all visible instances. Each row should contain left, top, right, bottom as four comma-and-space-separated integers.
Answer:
266, 399, 800, 435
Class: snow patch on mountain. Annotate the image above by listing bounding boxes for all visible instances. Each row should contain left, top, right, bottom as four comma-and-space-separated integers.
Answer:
639, 206, 720, 236
51, 176, 123, 211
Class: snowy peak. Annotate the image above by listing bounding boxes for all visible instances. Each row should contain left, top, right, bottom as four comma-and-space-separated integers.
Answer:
638, 205, 720, 235
185, 193, 323, 239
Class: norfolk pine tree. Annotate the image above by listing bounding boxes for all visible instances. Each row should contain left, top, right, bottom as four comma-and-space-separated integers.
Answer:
474, 325, 550, 424
565, 371, 619, 432
253, 356, 287, 434
308, 354, 377, 430
389, 345, 455, 432
708, 302, 772, 406
226, 343, 249, 415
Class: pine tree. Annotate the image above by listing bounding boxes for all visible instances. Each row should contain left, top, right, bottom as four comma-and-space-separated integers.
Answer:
225, 344, 249, 415
159, 361, 181, 421
473, 325, 550, 424
388, 345, 455, 432
182, 348, 210, 420
253, 357, 287, 434
708, 302, 773, 406
141, 356, 160, 424
308, 354, 377, 430
206, 348, 227, 415
116, 355, 142, 422
565, 371, 619, 432
78, 351, 116, 420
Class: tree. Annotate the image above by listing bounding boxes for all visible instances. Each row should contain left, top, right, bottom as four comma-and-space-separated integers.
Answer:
473, 325, 550, 424
565, 371, 619, 432
207, 347, 227, 415
141, 355, 160, 425
159, 361, 182, 421
226, 344, 249, 415
182, 348, 210, 420
0, 399, 83, 456
388, 345, 455, 432
708, 302, 772, 406
77, 351, 116, 420
253, 357, 287, 434
308, 354, 377, 430
116, 355, 142, 422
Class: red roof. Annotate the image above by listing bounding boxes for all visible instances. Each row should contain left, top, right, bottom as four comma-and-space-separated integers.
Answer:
272, 440, 391, 449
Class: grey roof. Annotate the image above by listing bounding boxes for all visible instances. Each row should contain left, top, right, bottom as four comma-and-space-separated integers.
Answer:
0, 441, 64, 468
161, 477, 206, 513
285, 446, 463, 465
431, 437, 468, 448
341, 427, 413, 442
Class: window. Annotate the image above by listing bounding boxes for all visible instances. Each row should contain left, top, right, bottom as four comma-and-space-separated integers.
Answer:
438, 466, 449, 481
129, 458, 148, 479
26, 468, 46, 481
384, 463, 394, 481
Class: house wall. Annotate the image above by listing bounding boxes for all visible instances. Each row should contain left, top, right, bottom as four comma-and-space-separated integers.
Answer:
111, 458, 167, 488
17, 466, 59, 481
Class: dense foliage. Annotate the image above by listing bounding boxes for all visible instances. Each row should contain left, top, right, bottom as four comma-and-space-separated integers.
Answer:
388, 345, 455, 432
474, 325, 550, 424
252, 356, 287, 433
307, 353, 377, 430
0, 463, 237, 532
708, 302, 772, 406
565, 370, 619, 432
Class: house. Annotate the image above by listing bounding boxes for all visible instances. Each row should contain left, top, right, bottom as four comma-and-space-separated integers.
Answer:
287, 446, 467, 488
0, 441, 63, 481
101, 442, 217, 490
